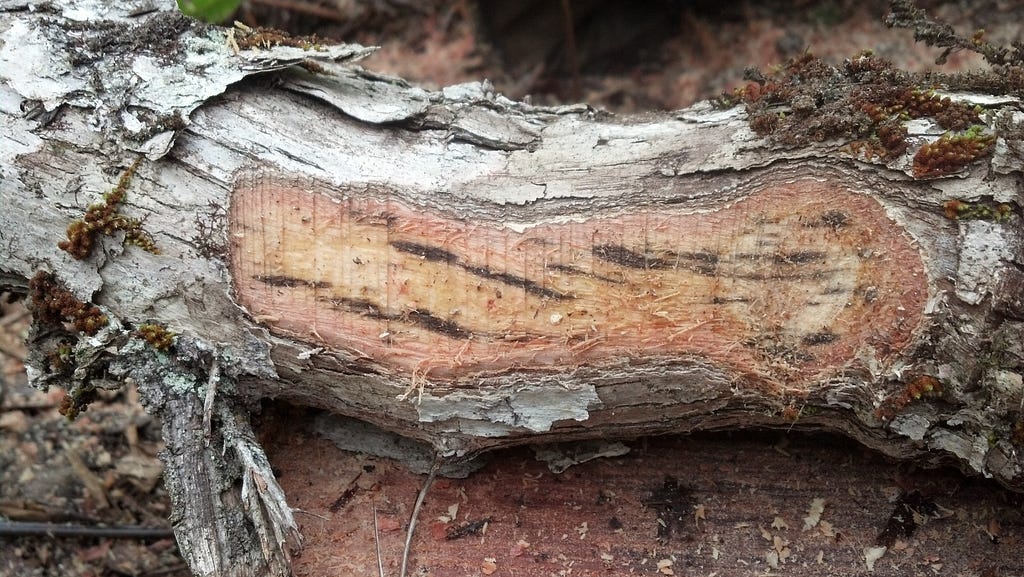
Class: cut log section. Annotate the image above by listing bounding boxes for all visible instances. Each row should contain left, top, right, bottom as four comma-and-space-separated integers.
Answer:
230, 174, 927, 386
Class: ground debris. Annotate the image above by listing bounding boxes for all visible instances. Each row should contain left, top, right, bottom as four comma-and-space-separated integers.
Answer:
643, 475, 694, 544
876, 490, 941, 547
445, 517, 491, 541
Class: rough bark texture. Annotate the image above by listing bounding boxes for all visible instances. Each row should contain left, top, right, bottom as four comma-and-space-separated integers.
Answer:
2, 1, 1023, 576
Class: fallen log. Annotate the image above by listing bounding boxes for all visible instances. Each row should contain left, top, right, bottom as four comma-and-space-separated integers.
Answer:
1, 1, 1023, 575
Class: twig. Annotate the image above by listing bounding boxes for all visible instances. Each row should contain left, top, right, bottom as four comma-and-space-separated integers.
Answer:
293, 508, 329, 521
0, 521, 173, 539
0, 401, 59, 412
0, 305, 30, 328
399, 455, 441, 577
0, 341, 26, 362
373, 505, 385, 577
202, 357, 220, 444
559, 0, 581, 101
140, 563, 191, 577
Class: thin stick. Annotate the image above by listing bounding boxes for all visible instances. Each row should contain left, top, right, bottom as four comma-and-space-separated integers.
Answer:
201, 358, 220, 444
0, 341, 26, 362
373, 505, 385, 577
399, 456, 441, 577
0, 521, 173, 539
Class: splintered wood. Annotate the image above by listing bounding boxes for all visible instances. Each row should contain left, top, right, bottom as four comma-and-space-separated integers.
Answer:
229, 175, 926, 386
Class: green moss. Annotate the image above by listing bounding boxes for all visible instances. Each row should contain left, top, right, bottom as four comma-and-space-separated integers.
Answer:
58, 158, 158, 259
875, 375, 943, 421
46, 341, 75, 375
137, 322, 176, 351
725, 0, 1024, 180
943, 199, 1013, 222
58, 386, 98, 420
914, 126, 997, 178
229, 21, 325, 51
28, 271, 108, 336
728, 50, 1001, 177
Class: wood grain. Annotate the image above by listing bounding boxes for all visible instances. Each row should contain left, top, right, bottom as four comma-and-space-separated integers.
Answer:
231, 174, 927, 388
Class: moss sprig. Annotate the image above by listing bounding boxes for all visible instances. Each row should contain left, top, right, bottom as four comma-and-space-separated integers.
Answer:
913, 125, 997, 178
58, 387, 99, 420
58, 158, 158, 259
875, 375, 943, 421
885, 0, 1024, 68
229, 21, 324, 51
942, 199, 1013, 221
137, 322, 176, 352
28, 271, 108, 336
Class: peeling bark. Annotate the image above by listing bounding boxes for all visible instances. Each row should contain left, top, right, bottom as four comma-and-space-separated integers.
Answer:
2, 1, 1023, 576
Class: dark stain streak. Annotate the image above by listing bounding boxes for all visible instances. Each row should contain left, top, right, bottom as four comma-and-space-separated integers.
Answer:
357, 212, 398, 227
805, 210, 850, 230
592, 245, 719, 276
593, 245, 720, 274
547, 263, 584, 273
320, 296, 389, 320
729, 271, 833, 281
391, 240, 459, 264
802, 331, 839, 345
390, 240, 570, 299
775, 250, 826, 265
328, 472, 361, 513
735, 253, 764, 261
877, 491, 939, 548
712, 296, 750, 304
318, 296, 473, 339
643, 476, 693, 544
254, 275, 331, 289
462, 265, 571, 300
666, 251, 720, 276
734, 251, 825, 265
689, 264, 718, 277
670, 251, 719, 265
406, 309, 472, 339
821, 210, 850, 229
592, 244, 654, 269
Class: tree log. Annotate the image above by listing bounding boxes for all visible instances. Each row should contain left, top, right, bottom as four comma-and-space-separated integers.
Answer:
1, 1, 1023, 576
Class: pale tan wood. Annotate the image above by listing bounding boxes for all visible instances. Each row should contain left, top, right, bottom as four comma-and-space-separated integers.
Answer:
230, 176, 927, 386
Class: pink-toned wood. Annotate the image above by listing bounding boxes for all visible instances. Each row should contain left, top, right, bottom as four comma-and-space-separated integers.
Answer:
230, 175, 926, 387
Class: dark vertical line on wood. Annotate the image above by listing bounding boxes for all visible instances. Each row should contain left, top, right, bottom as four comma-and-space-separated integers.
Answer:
560, 0, 580, 102
385, 194, 392, 337
312, 189, 319, 339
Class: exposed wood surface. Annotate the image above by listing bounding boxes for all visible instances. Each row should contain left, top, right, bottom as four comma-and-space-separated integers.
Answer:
230, 175, 927, 383
1, 1, 1023, 576
262, 407, 1024, 577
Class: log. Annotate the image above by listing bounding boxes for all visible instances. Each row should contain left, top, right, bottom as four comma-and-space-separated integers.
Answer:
1, 1, 1023, 575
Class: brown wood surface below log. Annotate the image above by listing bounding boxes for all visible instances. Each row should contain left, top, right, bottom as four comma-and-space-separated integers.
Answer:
231, 174, 926, 388
262, 410, 1024, 577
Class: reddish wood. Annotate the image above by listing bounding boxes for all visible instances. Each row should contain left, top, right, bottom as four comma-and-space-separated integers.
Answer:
231, 175, 926, 388
262, 410, 1023, 577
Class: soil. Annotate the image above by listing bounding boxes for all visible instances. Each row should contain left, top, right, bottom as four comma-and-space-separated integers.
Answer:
0, 297, 185, 577
4, 1, 1024, 576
